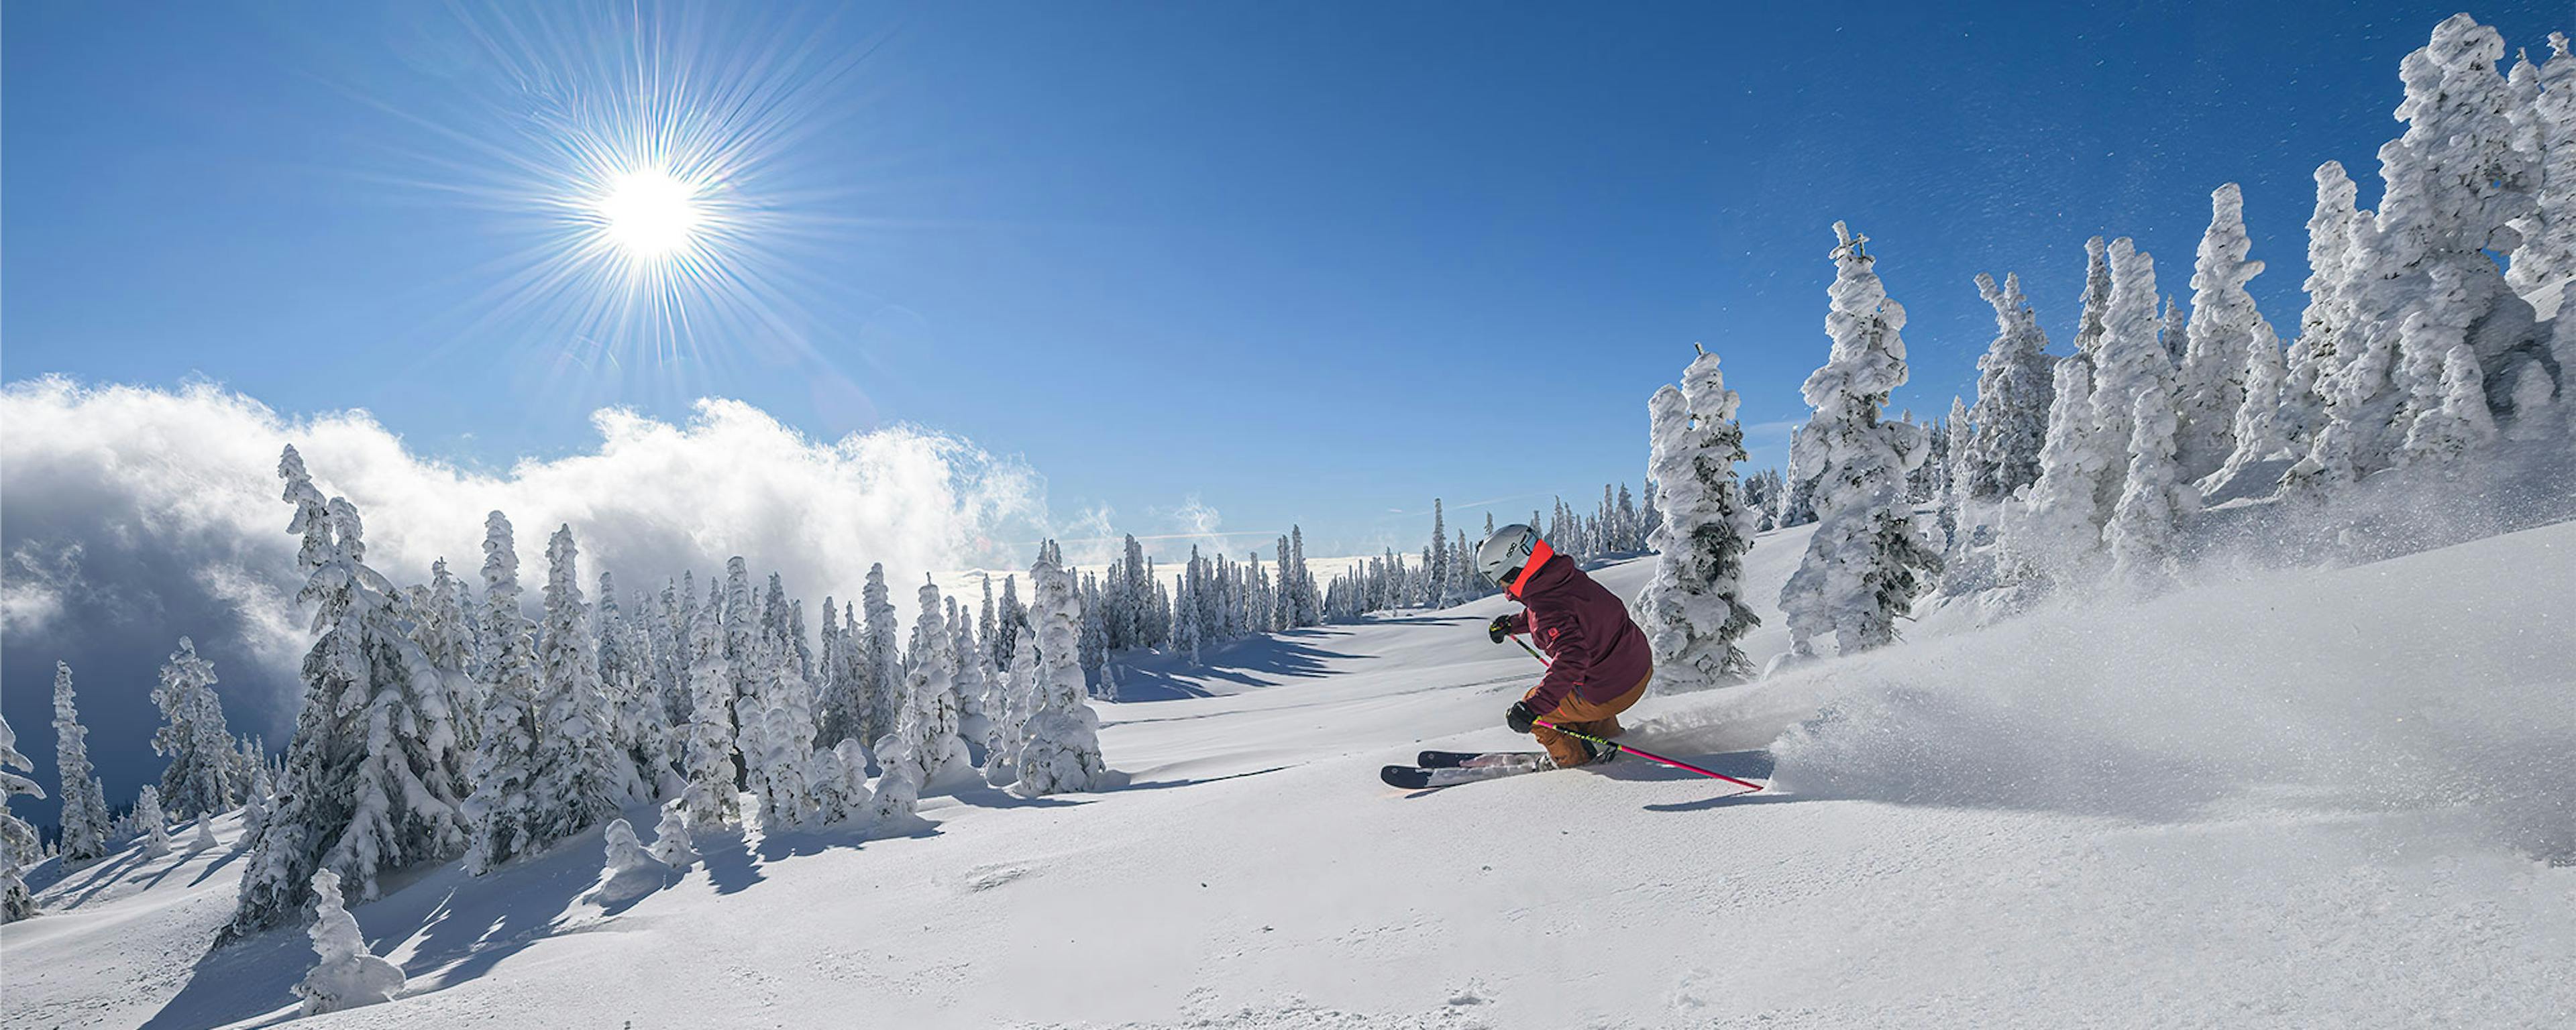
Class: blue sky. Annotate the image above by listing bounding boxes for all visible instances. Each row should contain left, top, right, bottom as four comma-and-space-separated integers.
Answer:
6, 0, 2563, 559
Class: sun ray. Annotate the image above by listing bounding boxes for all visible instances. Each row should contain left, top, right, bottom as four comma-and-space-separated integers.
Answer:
345, 1, 901, 416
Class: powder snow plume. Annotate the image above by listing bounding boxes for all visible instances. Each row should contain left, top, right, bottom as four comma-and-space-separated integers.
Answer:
1754, 522, 2576, 862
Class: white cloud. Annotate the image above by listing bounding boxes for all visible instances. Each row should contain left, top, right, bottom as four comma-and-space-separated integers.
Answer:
0, 378, 1057, 740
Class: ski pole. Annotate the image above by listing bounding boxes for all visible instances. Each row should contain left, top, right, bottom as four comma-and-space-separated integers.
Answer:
1509, 633, 1548, 666
1509, 633, 1764, 793
1536, 722, 1766, 793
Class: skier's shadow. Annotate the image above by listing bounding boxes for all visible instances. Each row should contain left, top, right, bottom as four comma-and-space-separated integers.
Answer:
1601, 749, 1801, 813
1643, 791, 1801, 813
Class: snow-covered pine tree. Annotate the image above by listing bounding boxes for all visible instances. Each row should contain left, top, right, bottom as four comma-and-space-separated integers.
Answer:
1909, 410, 1949, 504
1077, 573, 1108, 679
464, 513, 541, 875
862, 564, 904, 757
134, 785, 173, 858
982, 622, 1035, 788
662, 575, 697, 728
2400, 308, 2504, 465
596, 571, 671, 803
647, 799, 699, 870
2161, 297, 2189, 369
2209, 321, 2290, 488
2176, 183, 2275, 483
2008, 356, 2108, 589
873, 579, 960, 823
1289, 527, 1319, 626
231, 734, 262, 811
1017, 541, 1106, 795
528, 526, 626, 846
1428, 500, 1450, 607
2282, 163, 2369, 455
680, 577, 739, 826
1773, 428, 1820, 528
912, 581, 975, 793
414, 559, 481, 757
2106, 386, 2196, 591
241, 756, 272, 840
955, 596, 996, 746
151, 636, 237, 818
2334, 15, 2537, 473
1173, 565, 1201, 664
293, 868, 404, 1015
990, 572, 1026, 668
745, 574, 820, 829
2506, 357, 2567, 439
1271, 535, 1294, 630
50, 661, 112, 865
816, 592, 841, 713
816, 596, 864, 748
2090, 239, 2176, 508
229, 449, 470, 938
1943, 396, 1977, 565
1968, 272, 2055, 501
191, 812, 218, 852
718, 558, 761, 791
1779, 224, 1943, 658
1637, 347, 1762, 688
788, 597, 814, 687
582, 817, 667, 906
981, 575, 1002, 653
2510, 34, 2576, 297
0, 710, 42, 923
2072, 235, 2114, 361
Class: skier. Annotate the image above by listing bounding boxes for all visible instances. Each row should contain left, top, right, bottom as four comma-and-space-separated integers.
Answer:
1477, 524, 1651, 768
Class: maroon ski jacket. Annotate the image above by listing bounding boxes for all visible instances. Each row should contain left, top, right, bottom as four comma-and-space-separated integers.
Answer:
1498, 549, 1652, 716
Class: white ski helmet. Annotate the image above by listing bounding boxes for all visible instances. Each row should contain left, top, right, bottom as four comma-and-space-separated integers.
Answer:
1476, 524, 1544, 589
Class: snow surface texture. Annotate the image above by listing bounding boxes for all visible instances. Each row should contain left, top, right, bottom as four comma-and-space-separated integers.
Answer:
5, 522, 2572, 1027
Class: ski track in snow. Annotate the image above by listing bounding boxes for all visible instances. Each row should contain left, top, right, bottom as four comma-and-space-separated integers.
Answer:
6, 521, 2574, 1028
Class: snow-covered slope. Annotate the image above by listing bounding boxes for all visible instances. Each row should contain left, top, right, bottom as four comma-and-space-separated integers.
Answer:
8, 520, 2571, 1029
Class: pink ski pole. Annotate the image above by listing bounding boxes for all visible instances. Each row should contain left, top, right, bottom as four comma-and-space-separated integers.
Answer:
1508, 632, 1764, 793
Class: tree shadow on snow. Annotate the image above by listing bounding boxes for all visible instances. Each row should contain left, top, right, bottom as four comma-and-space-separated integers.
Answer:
1105, 632, 1370, 701
751, 814, 942, 864
951, 789, 1087, 811
1346, 614, 1478, 628
47, 850, 148, 911
143, 829, 605, 1030
698, 828, 768, 897
184, 846, 249, 888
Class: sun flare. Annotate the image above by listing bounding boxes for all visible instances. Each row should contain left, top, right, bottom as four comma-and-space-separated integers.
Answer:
596, 169, 703, 259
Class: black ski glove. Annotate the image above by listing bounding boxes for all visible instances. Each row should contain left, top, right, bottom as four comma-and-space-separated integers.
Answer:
1505, 701, 1538, 734
1487, 615, 1513, 644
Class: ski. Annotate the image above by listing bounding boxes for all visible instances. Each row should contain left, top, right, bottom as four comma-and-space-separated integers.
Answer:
1415, 749, 1550, 769
1382, 753, 1553, 790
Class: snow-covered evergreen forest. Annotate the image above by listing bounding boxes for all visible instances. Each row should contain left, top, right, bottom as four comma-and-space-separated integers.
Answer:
5, 13, 2573, 1029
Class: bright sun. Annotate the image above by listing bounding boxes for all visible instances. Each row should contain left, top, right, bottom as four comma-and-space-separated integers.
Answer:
596, 169, 702, 258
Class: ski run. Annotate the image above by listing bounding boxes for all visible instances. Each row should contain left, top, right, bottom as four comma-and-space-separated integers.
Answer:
7, 512, 2571, 1028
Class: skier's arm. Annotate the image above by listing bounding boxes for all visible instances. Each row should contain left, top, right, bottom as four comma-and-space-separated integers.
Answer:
1524, 617, 1589, 716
